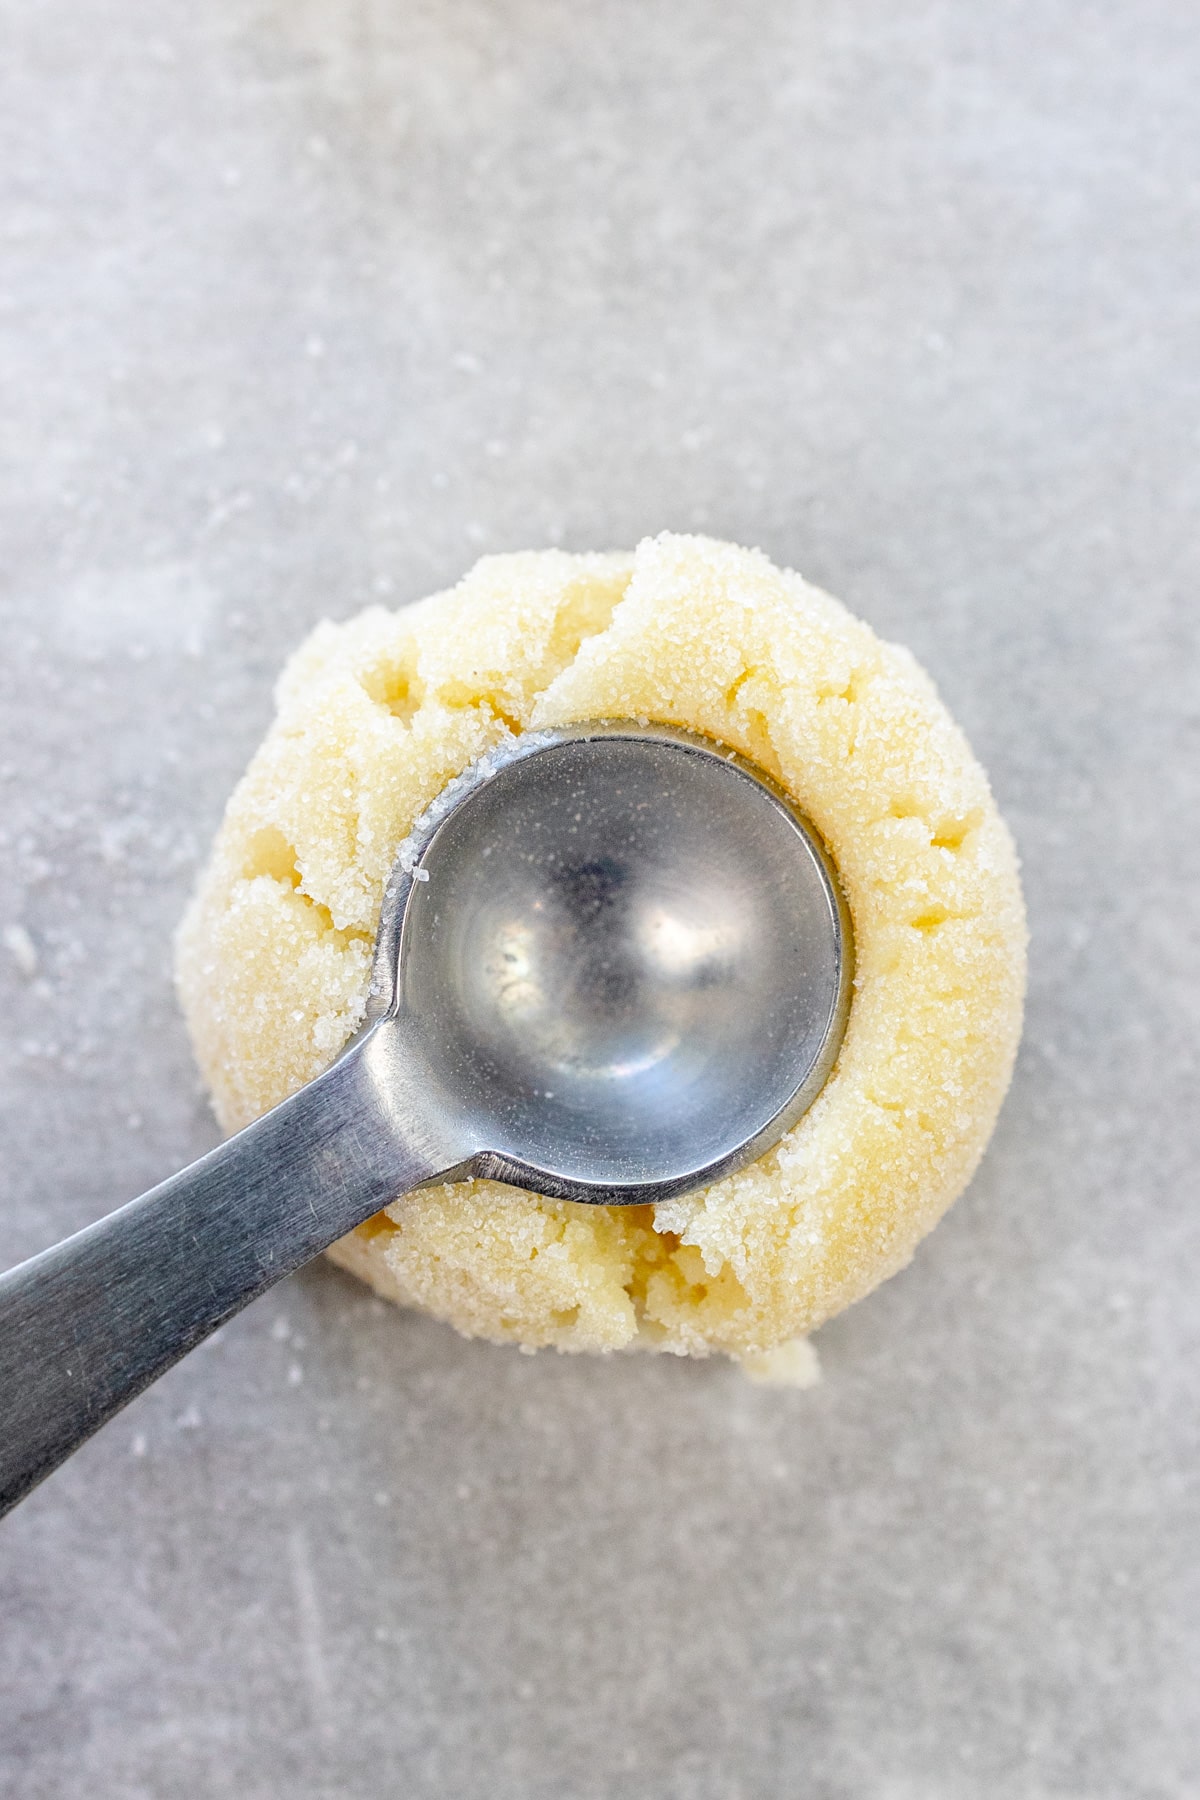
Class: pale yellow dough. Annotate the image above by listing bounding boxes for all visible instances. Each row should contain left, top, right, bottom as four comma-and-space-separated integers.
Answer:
176, 534, 1026, 1372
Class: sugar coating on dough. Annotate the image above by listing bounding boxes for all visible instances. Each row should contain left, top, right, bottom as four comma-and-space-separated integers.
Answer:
176, 535, 1026, 1370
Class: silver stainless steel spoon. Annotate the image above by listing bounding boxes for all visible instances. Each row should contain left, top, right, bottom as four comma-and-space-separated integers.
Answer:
0, 722, 852, 1517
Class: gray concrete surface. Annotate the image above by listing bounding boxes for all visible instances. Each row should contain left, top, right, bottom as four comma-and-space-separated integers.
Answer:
1, 0, 1197, 1795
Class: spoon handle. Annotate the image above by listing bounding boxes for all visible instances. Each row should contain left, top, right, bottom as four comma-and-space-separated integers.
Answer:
0, 1025, 436, 1520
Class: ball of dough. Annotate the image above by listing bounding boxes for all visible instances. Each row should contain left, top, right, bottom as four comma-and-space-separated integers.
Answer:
176, 534, 1026, 1371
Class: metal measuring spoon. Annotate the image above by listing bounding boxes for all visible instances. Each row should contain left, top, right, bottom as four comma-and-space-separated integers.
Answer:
0, 723, 852, 1517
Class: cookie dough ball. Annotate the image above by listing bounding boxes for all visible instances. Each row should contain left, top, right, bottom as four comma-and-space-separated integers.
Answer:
176, 534, 1026, 1372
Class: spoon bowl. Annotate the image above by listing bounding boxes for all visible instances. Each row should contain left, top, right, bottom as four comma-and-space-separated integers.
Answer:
383, 725, 851, 1200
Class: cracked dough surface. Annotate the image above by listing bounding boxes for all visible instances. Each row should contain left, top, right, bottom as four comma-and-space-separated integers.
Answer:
176, 534, 1026, 1371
